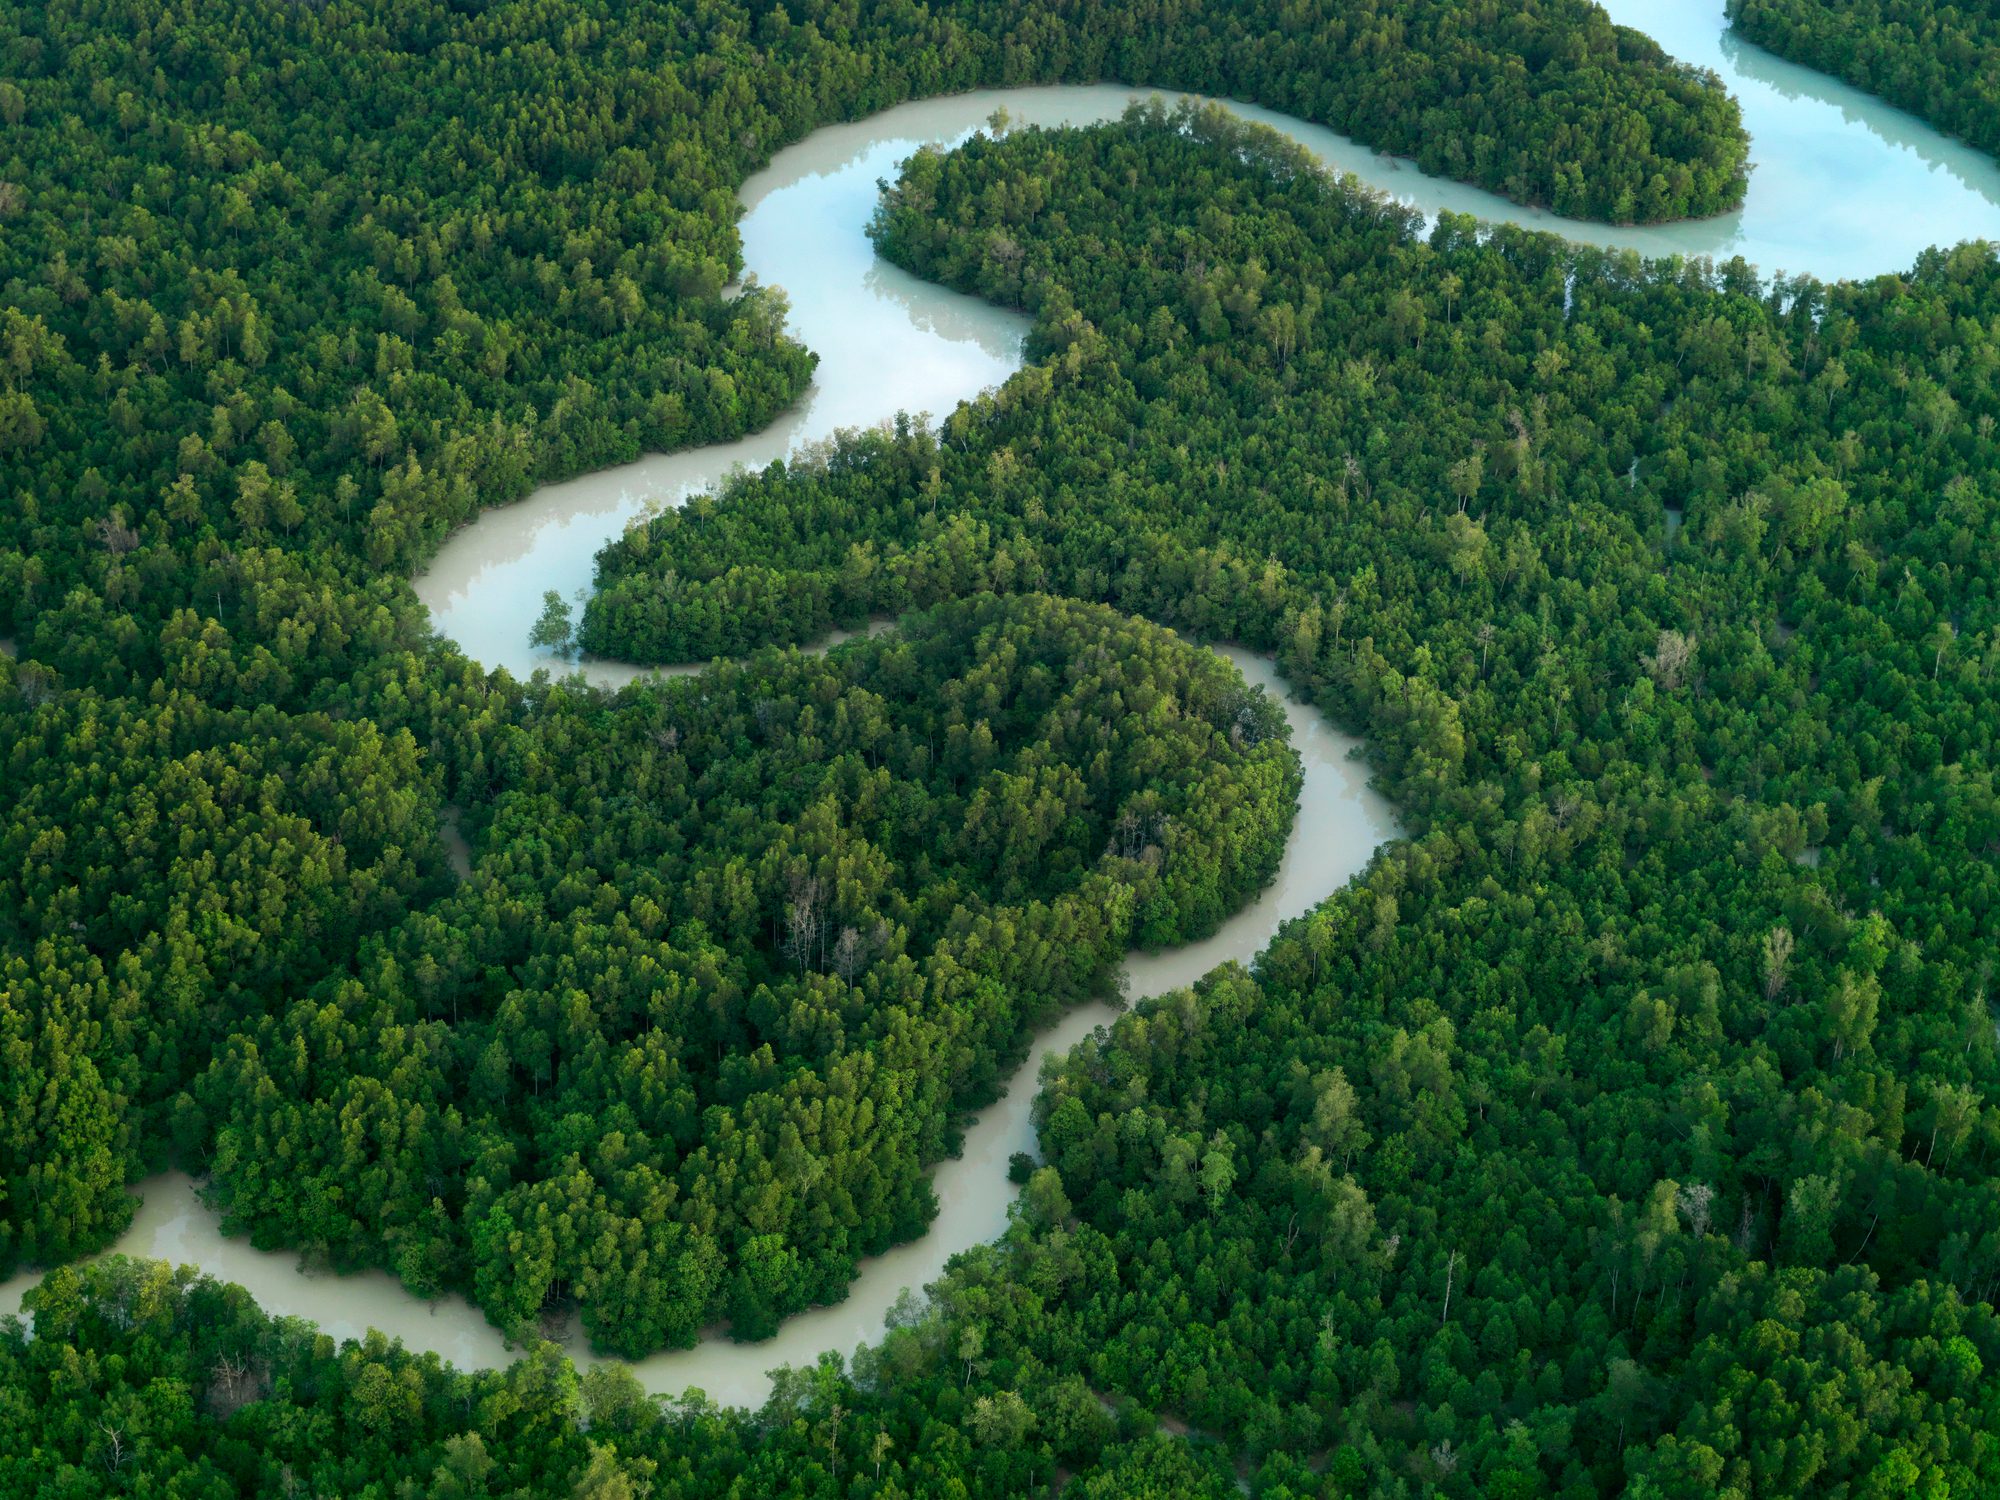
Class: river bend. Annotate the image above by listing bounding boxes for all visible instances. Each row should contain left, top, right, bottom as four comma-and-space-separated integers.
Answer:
10, 0, 2000, 1408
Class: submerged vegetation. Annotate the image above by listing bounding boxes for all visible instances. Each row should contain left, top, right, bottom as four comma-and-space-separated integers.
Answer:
0, 0, 1994, 1496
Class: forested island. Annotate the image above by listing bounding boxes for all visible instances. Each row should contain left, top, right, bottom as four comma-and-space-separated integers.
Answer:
1729, 0, 2000, 161
4, 0, 2000, 1496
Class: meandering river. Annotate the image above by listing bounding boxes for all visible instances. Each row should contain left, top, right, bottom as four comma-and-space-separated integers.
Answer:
10, 0, 2000, 1408
0, 648, 1398, 1406
416, 3, 2000, 683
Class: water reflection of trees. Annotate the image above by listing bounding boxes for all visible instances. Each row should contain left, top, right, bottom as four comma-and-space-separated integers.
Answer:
862, 258, 1028, 357
1720, 25, 2000, 205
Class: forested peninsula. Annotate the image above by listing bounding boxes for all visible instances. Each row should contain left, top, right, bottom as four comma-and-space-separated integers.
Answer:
1729, 0, 2000, 161
3, 0, 1998, 1497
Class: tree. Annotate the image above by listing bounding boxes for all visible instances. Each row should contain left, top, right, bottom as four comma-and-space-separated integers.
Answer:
1762, 926, 1795, 1000
531, 591, 576, 658
968, 1390, 1034, 1449
1641, 629, 1697, 691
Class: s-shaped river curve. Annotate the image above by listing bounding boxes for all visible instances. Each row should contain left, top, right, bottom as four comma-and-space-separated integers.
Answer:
416, 22, 2000, 682
12, 0, 2000, 1405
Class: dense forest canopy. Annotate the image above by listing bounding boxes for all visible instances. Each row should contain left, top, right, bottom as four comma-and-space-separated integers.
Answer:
182, 592, 1302, 1352
12, 91, 2000, 1490
584, 101, 2000, 1492
2, 0, 1997, 1496
3, 1255, 1255, 1499
0, 0, 1751, 1302
1729, 0, 2000, 162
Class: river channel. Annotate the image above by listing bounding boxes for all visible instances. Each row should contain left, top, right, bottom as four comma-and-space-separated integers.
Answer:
9, 0, 2000, 1408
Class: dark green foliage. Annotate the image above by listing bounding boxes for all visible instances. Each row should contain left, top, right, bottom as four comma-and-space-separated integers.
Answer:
0, 0, 1735, 1335
1, 1, 1994, 1496
0, 0, 1755, 1277
927, 0, 1753, 223
0, 1257, 1174, 1497
580, 103, 2000, 1490
1, 691, 454, 1271
170, 594, 1299, 1351
1730, 0, 2000, 161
